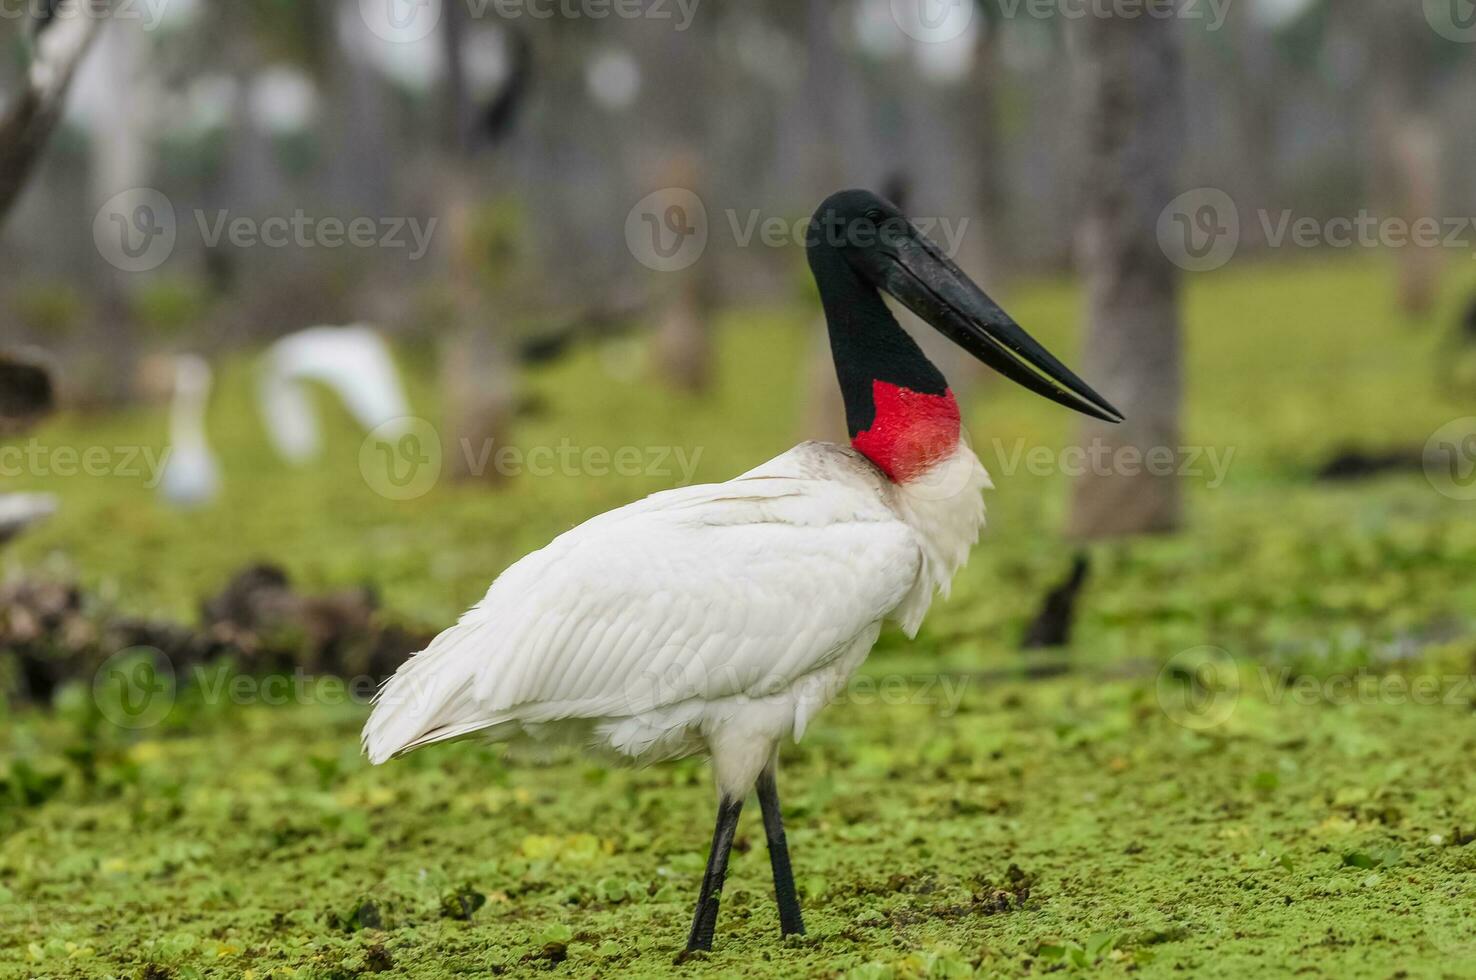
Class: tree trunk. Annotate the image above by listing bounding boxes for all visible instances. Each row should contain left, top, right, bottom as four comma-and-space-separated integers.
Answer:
1375, 106, 1441, 317
324, 0, 392, 214
1225, 1, 1278, 249
1065, 12, 1186, 540
654, 269, 716, 395
0, 1, 114, 225
1361, 1, 1441, 316
652, 152, 715, 395
634, 10, 718, 397
963, 25, 1007, 288
437, 7, 516, 484
440, 169, 517, 485
91, 22, 154, 408
800, 0, 852, 441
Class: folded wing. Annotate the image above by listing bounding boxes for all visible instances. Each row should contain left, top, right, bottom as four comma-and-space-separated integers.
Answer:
362, 446, 923, 763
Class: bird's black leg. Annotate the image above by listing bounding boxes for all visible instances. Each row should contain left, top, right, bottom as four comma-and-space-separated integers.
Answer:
757, 764, 805, 936
685, 795, 744, 952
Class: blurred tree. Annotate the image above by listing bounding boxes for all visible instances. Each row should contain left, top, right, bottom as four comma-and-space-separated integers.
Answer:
1275, 0, 1462, 317
1356, 0, 1444, 316
315, 0, 392, 220
631, 10, 720, 395
1065, 9, 1185, 539
0, 0, 114, 224
801, 0, 860, 441
652, 152, 717, 394
438, 8, 528, 484
1202, 1, 1280, 249
965, 2, 1007, 283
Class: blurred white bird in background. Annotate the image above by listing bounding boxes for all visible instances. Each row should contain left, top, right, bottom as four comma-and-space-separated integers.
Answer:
257, 325, 412, 464
0, 492, 58, 544
158, 355, 220, 508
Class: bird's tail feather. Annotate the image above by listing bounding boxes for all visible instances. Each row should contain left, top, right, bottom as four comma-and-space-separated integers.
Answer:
361, 621, 502, 764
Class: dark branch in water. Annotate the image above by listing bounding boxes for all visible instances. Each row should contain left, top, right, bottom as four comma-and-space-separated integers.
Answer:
1022, 553, 1090, 650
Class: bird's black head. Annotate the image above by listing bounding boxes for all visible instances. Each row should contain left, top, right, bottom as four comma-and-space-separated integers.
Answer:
806, 188, 1123, 424
806, 190, 912, 273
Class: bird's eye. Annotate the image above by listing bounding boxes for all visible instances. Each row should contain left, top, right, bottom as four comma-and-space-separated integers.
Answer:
865, 209, 884, 221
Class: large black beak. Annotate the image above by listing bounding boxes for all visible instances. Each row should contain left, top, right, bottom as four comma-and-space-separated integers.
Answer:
870, 226, 1124, 423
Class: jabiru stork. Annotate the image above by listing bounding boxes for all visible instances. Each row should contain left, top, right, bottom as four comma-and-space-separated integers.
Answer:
362, 189, 1121, 952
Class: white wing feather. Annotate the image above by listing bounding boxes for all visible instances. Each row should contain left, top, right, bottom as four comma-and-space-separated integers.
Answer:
260, 325, 412, 463
363, 445, 925, 764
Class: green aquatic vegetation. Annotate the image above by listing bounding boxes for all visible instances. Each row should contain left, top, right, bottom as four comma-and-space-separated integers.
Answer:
3, 255, 1476, 976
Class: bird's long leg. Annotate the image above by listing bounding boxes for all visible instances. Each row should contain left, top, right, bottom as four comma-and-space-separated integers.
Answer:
757, 763, 805, 936
685, 795, 745, 952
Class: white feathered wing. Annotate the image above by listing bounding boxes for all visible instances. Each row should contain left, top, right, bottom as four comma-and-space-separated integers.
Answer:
362, 444, 929, 766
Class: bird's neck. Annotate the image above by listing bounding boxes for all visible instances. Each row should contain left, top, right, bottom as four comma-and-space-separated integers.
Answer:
811, 245, 960, 484
170, 382, 210, 451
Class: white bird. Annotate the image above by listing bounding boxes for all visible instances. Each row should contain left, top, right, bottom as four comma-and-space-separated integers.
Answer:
0, 492, 58, 544
362, 190, 1122, 951
258, 325, 413, 464
158, 355, 220, 509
